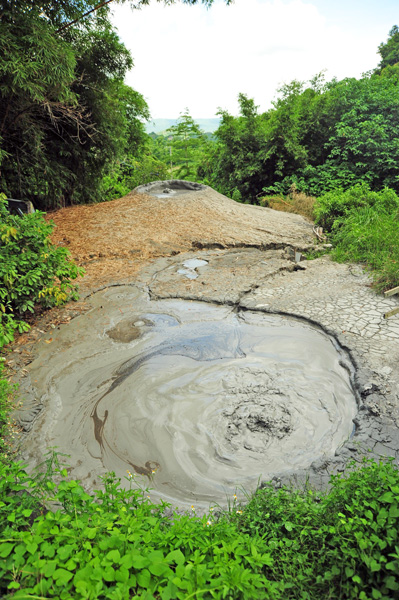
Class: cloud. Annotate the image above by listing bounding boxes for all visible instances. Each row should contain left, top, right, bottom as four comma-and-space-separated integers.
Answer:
110, 0, 386, 118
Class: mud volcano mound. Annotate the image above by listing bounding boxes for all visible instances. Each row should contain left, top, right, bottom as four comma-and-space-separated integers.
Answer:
135, 179, 206, 198
19, 289, 358, 509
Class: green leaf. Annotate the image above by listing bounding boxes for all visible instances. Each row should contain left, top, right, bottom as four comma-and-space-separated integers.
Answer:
132, 554, 150, 569
166, 549, 185, 566
103, 566, 115, 582
137, 568, 151, 588
379, 492, 394, 503
0, 543, 14, 558
7, 581, 20, 590
370, 560, 381, 572
106, 549, 120, 563
53, 568, 73, 585
385, 576, 399, 590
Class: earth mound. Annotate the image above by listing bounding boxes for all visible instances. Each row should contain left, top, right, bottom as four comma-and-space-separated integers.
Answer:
48, 181, 315, 291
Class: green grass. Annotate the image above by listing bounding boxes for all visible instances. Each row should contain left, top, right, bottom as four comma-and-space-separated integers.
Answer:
314, 185, 399, 291
331, 205, 399, 292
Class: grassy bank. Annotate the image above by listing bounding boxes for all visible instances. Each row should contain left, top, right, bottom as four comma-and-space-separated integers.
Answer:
262, 184, 399, 292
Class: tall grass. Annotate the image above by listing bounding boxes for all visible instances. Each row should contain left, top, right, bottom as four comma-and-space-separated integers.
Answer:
260, 185, 316, 222
331, 204, 399, 291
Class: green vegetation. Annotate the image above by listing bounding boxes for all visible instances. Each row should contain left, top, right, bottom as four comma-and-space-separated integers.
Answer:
313, 185, 399, 291
0, 1, 231, 211
148, 110, 213, 182
0, 362, 17, 457
0, 195, 84, 347
202, 70, 399, 203
0, 455, 398, 599
0, 1, 150, 210
100, 155, 169, 202
2, 9, 399, 599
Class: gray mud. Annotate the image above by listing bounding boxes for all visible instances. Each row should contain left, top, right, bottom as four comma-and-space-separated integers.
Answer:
135, 179, 206, 198
14, 245, 399, 510
17, 286, 357, 509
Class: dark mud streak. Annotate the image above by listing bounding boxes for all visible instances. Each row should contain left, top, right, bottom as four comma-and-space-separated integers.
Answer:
90, 330, 246, 478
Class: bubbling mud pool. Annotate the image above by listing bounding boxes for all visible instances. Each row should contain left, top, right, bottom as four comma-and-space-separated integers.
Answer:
19, 292, 358, 510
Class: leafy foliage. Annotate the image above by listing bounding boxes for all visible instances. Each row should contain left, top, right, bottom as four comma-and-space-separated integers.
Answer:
0, 455, 399, 599
314, 185, 399, 291
314, 184, 399, 230
0, 195, 84, 347
0, 0, 149, 210
234, 459, 399, 600
163, 109, 209, 180
0, 362, 17, 457
201, 94, 269, 201
377, 25, 399, 72
100, 154, 169, 201
204, 35, 399, 203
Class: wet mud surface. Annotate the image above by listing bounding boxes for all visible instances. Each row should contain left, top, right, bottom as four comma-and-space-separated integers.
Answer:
16, 287, 357, 508
13, 242, 399, 510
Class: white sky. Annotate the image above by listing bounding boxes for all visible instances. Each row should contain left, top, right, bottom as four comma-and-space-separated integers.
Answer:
111, 0, 399, 118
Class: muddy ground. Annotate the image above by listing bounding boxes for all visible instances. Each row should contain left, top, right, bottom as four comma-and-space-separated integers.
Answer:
8, 183, 399, 509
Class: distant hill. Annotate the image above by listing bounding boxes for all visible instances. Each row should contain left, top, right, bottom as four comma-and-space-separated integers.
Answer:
146, 118, 220, 135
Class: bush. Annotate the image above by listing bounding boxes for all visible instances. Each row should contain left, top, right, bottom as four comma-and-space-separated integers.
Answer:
233, 458, 399, 599
0, 456, 398, 599
0, 195, 84, 347
331, 204, 399, 291
313, 185, 399, 290
100, 155, 169, 202
314, 184, 399, 231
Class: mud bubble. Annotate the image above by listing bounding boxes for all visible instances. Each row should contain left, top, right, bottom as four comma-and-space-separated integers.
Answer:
19, 292, 358, 509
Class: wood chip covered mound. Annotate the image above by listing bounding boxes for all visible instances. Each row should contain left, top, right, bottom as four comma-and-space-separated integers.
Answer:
48, 185, 315, 291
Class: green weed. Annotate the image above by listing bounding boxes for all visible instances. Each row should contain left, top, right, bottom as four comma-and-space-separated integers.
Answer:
0, 194, 84, 347
0, 454, 399, 599
314, 185, 399, 291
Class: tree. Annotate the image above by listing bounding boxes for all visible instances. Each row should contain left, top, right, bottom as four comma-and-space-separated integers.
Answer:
202, 94, 269, 202
0, 1, 150, 209
377, 25, 399, 72
1, 0, 232, 209
165, 109, 207, 180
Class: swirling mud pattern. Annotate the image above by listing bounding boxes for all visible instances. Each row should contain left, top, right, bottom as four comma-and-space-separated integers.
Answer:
22, 294, 358, 508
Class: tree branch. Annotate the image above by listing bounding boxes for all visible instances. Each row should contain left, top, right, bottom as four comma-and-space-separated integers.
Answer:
56, 0, 116, 34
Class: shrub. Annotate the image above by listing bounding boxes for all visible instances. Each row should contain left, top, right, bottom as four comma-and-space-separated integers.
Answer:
314, 184, 399, 231
0, 457, 398, 599
233, 458, 399, 599
100, 155, 169, 201
0, 194, 84, 347
331, 204, 399, 291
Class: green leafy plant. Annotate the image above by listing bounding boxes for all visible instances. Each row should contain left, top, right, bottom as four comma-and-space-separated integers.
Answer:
100, 154, 169, 201
0, 454, 398, 599
0, 361, 17, 458
314, 184, 399, 230
314, 185, 399, 290
0, 195, 84, 347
